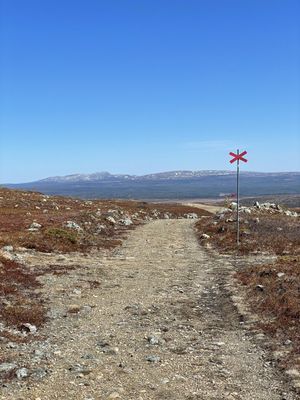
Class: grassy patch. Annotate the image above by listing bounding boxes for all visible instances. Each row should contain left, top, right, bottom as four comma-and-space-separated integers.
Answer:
46, 227, 78, 243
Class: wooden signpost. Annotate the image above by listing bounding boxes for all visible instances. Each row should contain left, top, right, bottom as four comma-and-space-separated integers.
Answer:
229, 149, 248, 246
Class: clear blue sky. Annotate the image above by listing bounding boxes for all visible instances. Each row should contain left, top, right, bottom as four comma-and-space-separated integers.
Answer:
0, 0, 299, 183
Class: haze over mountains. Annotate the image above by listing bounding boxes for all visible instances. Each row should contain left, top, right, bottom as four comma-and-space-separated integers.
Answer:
4, 170, 300, 200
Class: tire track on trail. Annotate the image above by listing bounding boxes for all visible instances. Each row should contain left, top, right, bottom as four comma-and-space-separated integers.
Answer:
3, 220, 296, 399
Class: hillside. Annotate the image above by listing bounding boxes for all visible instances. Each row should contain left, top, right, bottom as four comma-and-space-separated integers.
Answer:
0, 189, 299, 398
4, 170, 300, 200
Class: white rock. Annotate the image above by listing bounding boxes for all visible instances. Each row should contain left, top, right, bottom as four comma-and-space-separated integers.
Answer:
20, 323, 37, 334
285, 210, 298, 217
145, 355, 161, 363
2, 245, 13, 252
185, 213, 198, 219
28, 222, 42, 231
230, 202, 238, 210
243, 208, 251, 214
16, 367, 29, 379
286, 369, 300, 378
65, 221, 83, 231
148, 335, 160, 345
96, 224, 106, 232
106, 216, 116, 224
200, 234, 210, 239
120, 218, 133, 226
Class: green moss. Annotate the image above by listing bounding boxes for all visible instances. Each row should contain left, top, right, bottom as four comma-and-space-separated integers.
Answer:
46, 228, 78, 244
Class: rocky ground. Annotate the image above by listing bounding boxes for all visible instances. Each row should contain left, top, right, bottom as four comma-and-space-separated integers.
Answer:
0, 219, 298, 399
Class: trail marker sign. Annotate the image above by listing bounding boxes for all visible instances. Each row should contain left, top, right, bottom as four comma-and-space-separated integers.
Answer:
229, 151, 248, 164
229, 149, 248, 248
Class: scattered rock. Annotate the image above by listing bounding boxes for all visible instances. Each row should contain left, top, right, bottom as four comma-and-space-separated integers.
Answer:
285, 210, 298, 217
0, 362, 17, 374
286, 369, 300, 379
185, 213, 198, 219
243, 208, 251, 215
68, 364, 92, 375
28, 222, 42, 231
65, 221, 83, 231
147, 335, 160, 345
145, 355, 161, 363
102, 347, 119, 355
200, 234, 210, 239
19, 323, 37, 334
16, 367, 29, 379
229, 202, 238, 210
96, 339, 110, 348
106, 216, 116, 224
119, 217, 133, 226
2, 245, 14, 252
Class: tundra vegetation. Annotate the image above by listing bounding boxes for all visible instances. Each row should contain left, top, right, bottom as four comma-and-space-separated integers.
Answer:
0, 188, 209, 353
196, 201, 300, 370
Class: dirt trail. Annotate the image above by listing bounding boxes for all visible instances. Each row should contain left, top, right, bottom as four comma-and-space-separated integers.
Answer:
183, 202, 225, 214
3, 220, 295, 400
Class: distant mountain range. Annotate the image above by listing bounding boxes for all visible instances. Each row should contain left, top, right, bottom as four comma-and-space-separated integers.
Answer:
4, 170, 300, 200
31, 170, 300, 182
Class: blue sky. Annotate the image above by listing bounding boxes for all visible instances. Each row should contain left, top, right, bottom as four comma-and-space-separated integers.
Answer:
0, 0, 299, 183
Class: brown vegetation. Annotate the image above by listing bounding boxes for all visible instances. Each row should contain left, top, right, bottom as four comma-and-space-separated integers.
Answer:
0, 188, 210, 253
195, 212, 300, 255
0, 256, 46, 330
195, 206, 300, 370
236, 256, 300, 368
0, 188, 209, 335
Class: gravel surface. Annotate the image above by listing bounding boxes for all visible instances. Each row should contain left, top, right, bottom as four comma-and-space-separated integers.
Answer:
1, 220, 296, 399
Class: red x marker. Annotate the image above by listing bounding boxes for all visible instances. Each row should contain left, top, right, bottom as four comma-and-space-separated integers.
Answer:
229, 150, 248, 163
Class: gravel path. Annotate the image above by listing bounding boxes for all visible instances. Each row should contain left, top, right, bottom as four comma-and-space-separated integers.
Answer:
2, 220, 295, 399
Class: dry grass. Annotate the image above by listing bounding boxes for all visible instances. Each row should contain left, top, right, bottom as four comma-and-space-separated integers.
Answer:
195, 207, 300, 369
0, 188, 210, 336
0, 188, 210, 253
236, 256, 300, 368
0, 256, 47, 330
195, 212, 300, 256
